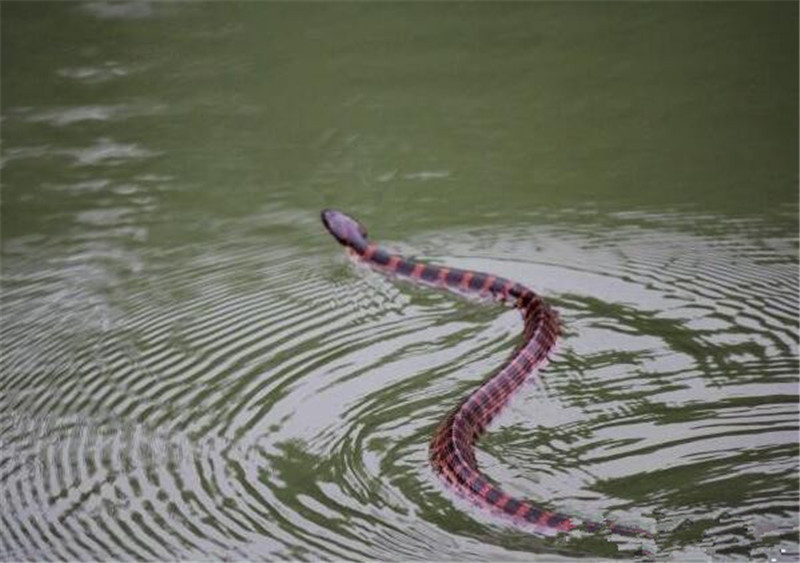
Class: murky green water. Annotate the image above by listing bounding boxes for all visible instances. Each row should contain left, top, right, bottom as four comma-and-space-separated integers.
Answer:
2, 2, 798, 561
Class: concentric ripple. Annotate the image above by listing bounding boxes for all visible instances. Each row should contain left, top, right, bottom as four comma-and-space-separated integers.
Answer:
2, 204, 797, 561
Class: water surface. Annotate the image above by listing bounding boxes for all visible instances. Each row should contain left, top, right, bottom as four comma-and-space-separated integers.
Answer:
2, 2, 798, 561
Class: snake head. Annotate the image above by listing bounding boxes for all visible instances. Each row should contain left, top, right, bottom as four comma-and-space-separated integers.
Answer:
321, 209, 369, 251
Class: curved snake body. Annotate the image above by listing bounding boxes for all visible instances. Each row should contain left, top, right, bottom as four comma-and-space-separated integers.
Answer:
321, 209, 651, 540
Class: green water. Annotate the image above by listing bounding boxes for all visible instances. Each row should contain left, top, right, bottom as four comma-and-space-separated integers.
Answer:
2, 2, 797, 561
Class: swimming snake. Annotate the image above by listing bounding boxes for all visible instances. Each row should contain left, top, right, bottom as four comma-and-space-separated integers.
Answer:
321, 209, 651, 541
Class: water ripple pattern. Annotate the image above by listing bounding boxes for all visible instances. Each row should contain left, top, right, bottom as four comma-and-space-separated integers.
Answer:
1, 208, 797, 561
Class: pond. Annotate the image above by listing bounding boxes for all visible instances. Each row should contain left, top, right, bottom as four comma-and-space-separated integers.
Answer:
2, 2, 798, 560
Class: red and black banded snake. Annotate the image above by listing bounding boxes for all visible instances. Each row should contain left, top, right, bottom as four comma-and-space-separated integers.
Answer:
321, 209, 652, 541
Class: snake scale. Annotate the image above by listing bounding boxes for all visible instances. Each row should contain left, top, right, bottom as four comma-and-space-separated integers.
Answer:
322, 209, 651, 541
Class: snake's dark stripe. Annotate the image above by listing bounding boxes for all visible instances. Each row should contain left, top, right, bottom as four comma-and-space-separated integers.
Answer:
321, 210, 652, 540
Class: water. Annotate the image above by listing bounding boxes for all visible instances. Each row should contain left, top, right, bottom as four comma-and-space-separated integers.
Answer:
1, 2, 797, 561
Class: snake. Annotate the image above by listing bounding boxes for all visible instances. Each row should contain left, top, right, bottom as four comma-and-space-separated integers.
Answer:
321, 209, 651, 541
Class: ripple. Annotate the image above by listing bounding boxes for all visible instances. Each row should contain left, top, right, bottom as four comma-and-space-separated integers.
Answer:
2, 208, 797, 560
2, 138, 161, 169
80, 1, 156, 20
56, 61, 141, 83
4, 103, 166, 128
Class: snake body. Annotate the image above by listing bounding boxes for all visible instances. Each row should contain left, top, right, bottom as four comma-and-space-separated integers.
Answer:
321, 209, 650, 540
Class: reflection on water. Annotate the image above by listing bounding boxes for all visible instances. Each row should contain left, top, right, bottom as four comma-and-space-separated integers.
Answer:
2, 1, 797, 561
